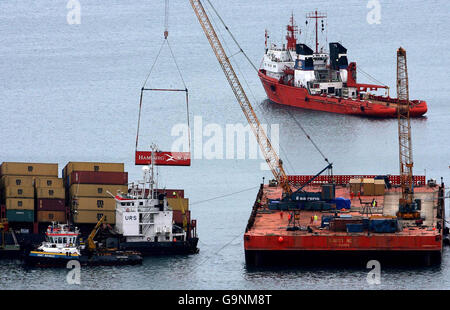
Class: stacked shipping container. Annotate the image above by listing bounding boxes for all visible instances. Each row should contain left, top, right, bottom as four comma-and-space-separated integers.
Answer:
348, 178, 385, 196
0, 162, 190, 234
63, 162, 127, 225
166, 194, 190, 229
0, 163, 59, 224
35, 176, 66, 223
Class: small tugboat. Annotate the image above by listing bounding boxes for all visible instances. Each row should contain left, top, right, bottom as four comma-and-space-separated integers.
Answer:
26, 219, 142, 267
26, 223, 81, 267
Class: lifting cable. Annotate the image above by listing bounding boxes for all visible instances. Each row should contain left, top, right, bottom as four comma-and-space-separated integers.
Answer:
136, 0, 191, 153
187, 231, 243, 274
205, 0, 258, 73
190, 185, 260, 206
205, 0, 331, 169
285, 110, 330, 165
357, 65, 389, 88
204, 1, 297, 174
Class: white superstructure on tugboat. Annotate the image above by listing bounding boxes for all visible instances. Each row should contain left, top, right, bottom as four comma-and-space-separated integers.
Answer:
27, 219, 143, 267
28, 223, 80, 264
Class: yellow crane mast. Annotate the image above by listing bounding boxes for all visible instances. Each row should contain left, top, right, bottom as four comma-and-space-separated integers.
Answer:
396, 47, 419, 219
189, 0, 290, 193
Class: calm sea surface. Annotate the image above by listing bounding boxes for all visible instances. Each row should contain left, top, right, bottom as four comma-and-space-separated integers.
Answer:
0, 0, 449, 289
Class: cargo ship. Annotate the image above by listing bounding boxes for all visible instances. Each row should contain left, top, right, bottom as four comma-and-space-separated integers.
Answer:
109, 162, 199, 255
244, 176, 445, 266
0, 161, 198, 259
258, 13, 427, 117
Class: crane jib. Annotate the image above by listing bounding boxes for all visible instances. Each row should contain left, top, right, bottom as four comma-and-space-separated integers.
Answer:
190, 0, 289, 191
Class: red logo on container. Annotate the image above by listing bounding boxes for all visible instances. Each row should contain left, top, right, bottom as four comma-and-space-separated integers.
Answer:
135, 151, 191, 166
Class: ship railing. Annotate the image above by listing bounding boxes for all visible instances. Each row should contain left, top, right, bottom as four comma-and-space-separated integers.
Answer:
245, 184, 264, 233
137, 207, 160, 213
287, 174, 426, 187
118, 206, 160, 213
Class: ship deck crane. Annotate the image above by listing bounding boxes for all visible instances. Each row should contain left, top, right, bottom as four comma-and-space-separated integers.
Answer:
86, 215, 106, 252
396, 47, 420, 219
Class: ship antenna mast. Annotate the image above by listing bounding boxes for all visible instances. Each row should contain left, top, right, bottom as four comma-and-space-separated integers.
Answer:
164, 0, 169, 39
286, 13, 298, 51
149, 144, 157, 199
306, 10, 327, 53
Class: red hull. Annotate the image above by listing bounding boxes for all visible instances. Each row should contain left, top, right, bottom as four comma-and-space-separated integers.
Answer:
258, 71, 427, 118
245, 234, 442, 252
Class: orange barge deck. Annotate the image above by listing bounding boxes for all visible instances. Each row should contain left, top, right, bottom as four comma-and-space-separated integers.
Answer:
244, 177, 446, 266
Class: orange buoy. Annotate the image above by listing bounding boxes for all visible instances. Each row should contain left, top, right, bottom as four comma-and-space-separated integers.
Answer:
173, 237, 177, 242
278, 236, 284, 243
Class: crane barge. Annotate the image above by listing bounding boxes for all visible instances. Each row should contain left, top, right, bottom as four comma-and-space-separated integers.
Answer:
190, 0, 445, 266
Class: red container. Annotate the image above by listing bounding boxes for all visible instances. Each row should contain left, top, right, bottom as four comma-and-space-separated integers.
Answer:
37, 199, 66, 211
69, 171, 128, 186
330, 218, 363, 232
172, 210, 190, 225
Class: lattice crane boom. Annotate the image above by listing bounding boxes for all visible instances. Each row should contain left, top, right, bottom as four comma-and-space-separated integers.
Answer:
189, 0, 290, 192
396, 47, 417, 217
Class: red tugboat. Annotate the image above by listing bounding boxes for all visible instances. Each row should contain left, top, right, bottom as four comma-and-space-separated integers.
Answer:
258, 13, 427, 117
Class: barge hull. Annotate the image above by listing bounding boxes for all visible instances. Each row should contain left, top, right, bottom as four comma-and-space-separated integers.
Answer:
120, 238, 199, 255
244, 179, 445, 267
245, 249, 442, 267
25, 251, 142, 267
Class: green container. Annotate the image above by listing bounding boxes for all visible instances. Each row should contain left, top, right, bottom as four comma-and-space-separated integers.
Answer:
6, 210, 34, 222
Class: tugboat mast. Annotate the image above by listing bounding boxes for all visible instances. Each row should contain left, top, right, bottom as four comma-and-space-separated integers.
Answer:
306, 10, 327, 53
286, 13, 297, 51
